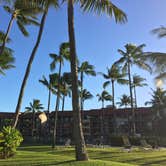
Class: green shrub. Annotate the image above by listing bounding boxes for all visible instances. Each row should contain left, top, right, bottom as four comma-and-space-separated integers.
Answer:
0, 126, 23, 159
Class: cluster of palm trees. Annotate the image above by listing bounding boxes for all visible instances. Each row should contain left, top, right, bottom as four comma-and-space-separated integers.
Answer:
0, 0, 128, 161
1, 0, 166, 161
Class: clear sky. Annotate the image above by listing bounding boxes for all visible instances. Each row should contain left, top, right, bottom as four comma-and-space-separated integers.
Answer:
0, 0, 166, 112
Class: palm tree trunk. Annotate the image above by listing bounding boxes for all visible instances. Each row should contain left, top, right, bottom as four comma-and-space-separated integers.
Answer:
127, 61, 136, 135
111, 80, 115, 109
47, 83, 51, 135
80, 71, 83, 110
0, 14, 15, 56
32, 110, 35, 137
68, 0, 88, 161
13, 7, 48, 128
134, 85, 137, 108
52, 60, 62, 148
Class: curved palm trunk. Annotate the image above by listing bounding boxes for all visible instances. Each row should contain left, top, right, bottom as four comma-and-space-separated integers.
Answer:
111, 80, 115, 109
0, 14, 15, 56
133, 85, 137, 108
68, 0, 88, 161
13, 7, 48, 128
127, 61, 136, 135
52, 60, 62, 149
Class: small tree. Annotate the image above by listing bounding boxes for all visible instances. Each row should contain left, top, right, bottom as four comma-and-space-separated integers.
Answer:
0, 126, 23, 159
25, 99, 44, 137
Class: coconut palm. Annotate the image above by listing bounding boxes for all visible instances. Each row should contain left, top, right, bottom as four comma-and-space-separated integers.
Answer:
145, 88, 166, 118
80, 89, 93, 110
67, 0, 126, 160
114, 43, 151, 134
0, 0, 40, 56
96, 90, 112, 108
143, 27, 166, 80
25, 99, 44, 137
100, 64, 128, 109
49, 43, 70, 148
0, 47, 15, 75
61, 72, 72, 112
78, 61, 96, 110
132, 74, 147, 108
0, 32, 14, 75
117, 94, 131, 108
13, 0, 59, 128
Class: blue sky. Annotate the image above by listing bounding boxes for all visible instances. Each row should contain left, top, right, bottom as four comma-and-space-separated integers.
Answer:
0, 0, 166, 112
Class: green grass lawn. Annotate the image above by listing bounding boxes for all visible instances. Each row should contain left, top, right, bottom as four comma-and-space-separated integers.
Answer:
0, 146, 166, 166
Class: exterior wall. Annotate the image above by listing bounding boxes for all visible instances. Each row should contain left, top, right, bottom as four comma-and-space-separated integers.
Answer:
0, 107, 154, 144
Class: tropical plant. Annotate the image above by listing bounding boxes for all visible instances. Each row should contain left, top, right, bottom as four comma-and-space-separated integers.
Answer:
143, 26, 166, 80
79, 89, 93, 110
114, 43, 151, 134
0, 126, 23, 159
96, 90, 112, 108
132, 74, 147, 108
67, 0, 127, 160
25, 99, 44, 137
0, 31, 15, 75
13, 0, 59, 128
49, 42, 70, 148
100, 64, 128, 108
78, 61, 96, 110
0, 0, 40, 56
0, 47, 14, 75
145, 88, 166, 118
117, 94, 131, 108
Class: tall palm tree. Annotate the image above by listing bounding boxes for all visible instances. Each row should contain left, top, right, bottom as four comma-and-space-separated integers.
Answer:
67, 0, 126, 160
80, 89, 93, 110
132, 74, 147, 108
96, 90, 112, 108
49, 42, 70, 148
0, 0, 40, 56
117, 94, 131, 108
100, 64, 128, 109
25, 99, 44, 137
114, 43, 151, 134
78, 61, 96, 110
13, 0, 59, 128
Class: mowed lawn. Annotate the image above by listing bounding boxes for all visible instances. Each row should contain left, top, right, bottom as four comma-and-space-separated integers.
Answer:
0, 146, 166, 166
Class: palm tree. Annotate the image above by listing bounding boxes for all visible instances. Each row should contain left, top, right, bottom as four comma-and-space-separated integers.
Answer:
78, 61, 96, 110
0, 0, 40, 56
80, 89, 93, 110
100, 64, 128, 109
96, 90, 112, 108
132, 74, 147, 108
114, 43, 151, 134
0, 47, 15, 75
61, 72, 72, 112
143, 27, 166, 80
117, 94, 131, 108
13, 0, 59, 128
49, 42, 70, 148
25, 99, 44, 137
145, 88, 166, 118
67, 0, 126, 160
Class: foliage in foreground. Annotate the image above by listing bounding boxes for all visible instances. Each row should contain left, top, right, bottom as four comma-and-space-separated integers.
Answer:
0, 126, 23, 159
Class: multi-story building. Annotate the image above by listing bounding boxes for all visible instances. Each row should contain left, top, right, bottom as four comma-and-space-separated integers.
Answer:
0, 107, 157, 144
